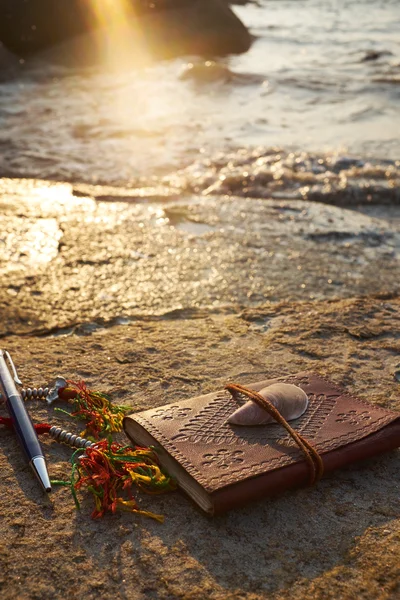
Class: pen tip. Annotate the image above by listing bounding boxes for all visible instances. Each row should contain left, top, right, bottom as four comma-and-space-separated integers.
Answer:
31, 456, 52, 494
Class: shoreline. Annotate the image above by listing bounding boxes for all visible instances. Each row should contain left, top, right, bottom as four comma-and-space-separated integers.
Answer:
1, 1, 400, 596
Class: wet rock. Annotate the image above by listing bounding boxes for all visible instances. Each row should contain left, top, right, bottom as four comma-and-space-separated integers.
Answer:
180, 60, 236, 83
361, 49, 393, 62
0, 0, 252, 63
179, 60, 264, 85
330, 156, 365, 173
1, 178, 400, 336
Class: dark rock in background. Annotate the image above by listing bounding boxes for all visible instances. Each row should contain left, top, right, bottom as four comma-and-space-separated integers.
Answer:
0, 0, 252, 63
0, 42, 21, 80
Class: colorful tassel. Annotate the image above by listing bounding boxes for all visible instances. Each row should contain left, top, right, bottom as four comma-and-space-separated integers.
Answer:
55, 379, 129, 438
54, 439, 177, 521
0, 416, 176, 521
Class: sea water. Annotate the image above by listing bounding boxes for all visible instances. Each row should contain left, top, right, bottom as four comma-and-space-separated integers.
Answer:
0, 0, 399, 201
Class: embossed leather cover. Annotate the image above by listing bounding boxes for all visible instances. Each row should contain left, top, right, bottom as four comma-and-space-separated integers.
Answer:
123, 372, 400, 515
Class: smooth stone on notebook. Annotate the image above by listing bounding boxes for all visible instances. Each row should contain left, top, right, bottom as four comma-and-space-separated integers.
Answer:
227, 383, 309, 426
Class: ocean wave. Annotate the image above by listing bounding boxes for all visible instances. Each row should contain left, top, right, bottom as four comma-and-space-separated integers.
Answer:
160, 148, 400, 206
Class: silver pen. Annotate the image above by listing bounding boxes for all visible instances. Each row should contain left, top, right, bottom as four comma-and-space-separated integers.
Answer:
0, 350, 51, 493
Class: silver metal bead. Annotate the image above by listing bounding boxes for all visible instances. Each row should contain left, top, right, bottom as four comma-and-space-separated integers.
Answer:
19, 385, 50, 401
49, 426, 93, 449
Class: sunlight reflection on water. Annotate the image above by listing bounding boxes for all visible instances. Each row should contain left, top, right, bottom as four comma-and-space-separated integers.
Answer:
0, 0, 399, 185
1, 218, 62, 272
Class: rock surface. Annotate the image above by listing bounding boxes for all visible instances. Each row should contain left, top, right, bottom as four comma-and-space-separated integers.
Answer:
1, 178, 400, 599
1, 178, 399, 337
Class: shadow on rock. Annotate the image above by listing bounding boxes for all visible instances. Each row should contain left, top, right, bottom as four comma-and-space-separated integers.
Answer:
72, 451, 400, 596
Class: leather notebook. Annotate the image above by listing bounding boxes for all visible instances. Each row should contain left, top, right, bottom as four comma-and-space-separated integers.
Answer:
123, 372, 400, 515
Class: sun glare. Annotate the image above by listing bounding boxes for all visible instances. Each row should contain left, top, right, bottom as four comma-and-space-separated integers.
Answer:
89, 0, 134, 27
86, 0, 152, 69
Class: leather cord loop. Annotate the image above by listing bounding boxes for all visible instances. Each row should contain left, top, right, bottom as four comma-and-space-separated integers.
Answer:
225, 383, 324, 485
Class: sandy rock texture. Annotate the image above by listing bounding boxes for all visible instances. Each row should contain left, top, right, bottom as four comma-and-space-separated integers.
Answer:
1, 179, 400, 599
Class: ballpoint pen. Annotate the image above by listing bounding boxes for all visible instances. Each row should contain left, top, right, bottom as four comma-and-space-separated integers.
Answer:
0, 350, 51, 493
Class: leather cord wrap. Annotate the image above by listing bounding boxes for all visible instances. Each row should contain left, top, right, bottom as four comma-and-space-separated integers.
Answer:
225, 383, 324, 485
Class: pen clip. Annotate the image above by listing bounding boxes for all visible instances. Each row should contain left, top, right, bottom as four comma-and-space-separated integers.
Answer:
4, 351, 23, 386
